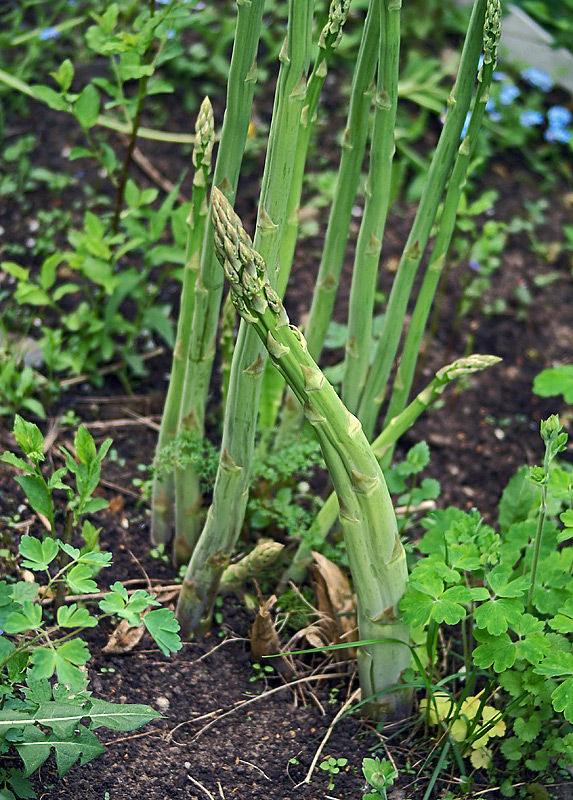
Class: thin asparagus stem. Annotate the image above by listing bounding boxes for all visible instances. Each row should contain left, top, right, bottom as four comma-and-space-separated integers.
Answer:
379, 0, 501, 468
258, 0, 351, 436
151, 97, 214, 549
357, 0, 488, 440
176, 0, 313, 636
168, 0, 265, 559
342, 0, 401, 413
205, 188, 413, 720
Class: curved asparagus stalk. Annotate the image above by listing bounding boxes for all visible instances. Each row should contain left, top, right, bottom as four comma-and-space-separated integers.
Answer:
280, 354, 501, 587
380, 0, 501, 468
220, 540, 285, 591
207, 188, 412, 720
151, 97, 214, 548
357, 0, 488, 439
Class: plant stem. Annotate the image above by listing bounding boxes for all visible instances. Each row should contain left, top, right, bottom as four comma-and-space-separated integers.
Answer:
176, 0, 313, 635
151, 98, 214, 552
357, 0, 488, 440
342, 0, 401, 413
205, 189, 412, 719
280, 354, 500, 587
379, 4, 500, 466
167, 0, 265, 559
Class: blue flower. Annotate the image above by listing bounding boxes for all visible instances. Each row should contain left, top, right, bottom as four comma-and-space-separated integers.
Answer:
521, 67, 554, 92
492, 71, 507, 81
485, 97, 496, 112
39, 27, 60, 40
489, 111, 501, 122
469, 259, 480, 271
499, 84, 520, 105
547, 105, 572, 128
520, 110, 544, 127
544, 126, 572, 144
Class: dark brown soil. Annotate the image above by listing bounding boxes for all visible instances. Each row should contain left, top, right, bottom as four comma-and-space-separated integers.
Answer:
1, 56, 573, 800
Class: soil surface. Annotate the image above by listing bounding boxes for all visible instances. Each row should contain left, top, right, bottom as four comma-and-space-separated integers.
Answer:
1, 49, 573, 800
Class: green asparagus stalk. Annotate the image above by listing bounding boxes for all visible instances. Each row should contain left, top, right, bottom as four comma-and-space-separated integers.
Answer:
258, 0, 351, 436
342, 0, 401, 413
357, 0, 487, 440
280, 354, 501, 588
380, 0, 501, 468
176, 0, 313, 636
207, 188, 412, 719
272, 0, 379, 450
304, 0, 380, 361
151, 96, 214, 549
169, 0, 265, 560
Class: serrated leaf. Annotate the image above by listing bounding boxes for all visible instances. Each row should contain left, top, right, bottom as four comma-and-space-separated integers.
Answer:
3, 601, 42, 634
399, 590, 435, 628
473, 597, 524, 636
65, 564, 98, 594
513, 714, 542, 742
550, 677, 573, 723
14, 724, 104, 777
534, 651, 573, 678
87, 698, 161, 730
10, 581, 39, 604
473, 632, 516, 671
143, 608, 182, 656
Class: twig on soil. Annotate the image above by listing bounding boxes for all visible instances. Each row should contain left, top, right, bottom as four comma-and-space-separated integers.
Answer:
238, 760, 272, 781
301, 687, 360, 785
186, 773, 216, 800
121, 137, 188, 204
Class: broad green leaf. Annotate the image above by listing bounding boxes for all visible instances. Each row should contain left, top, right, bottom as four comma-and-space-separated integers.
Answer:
74, 84, 100, 129
3, 601, 42, 634
487, 566, 528, 598
144, 608, 182, 656
30, 84, 69, 112
80, 497, 109, 515
549, 597, 573, 633
533, 651, 573, 679
473, 597, 524, 636
14, 475, 53, 523
74, 425, 97, 464
18, 535, 58, 571
498, 466, 538, 533
14, 724, 104, 777
533, 365, 573, 404
550, 678, 573, 723
77, 550, 111, 567
65, 564, 98, 594
516, 634, 550, 665
0, 452, 33, 473
430, 585, 471, 625
513, 713, 543, 742
87, 698, 161, 730
10, 581, 39, 604
51, 59, 74, 93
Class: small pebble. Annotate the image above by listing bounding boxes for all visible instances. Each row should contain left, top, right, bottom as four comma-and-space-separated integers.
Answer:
156, 696, 170, 712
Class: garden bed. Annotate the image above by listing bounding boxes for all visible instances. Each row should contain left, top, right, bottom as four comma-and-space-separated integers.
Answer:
1, 2, 573, 799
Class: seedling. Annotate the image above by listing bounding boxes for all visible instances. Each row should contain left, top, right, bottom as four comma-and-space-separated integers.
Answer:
319, 757, 348, 791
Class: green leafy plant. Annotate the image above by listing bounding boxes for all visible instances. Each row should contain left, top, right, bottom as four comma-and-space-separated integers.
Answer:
319, 756, 348, 790
362, 756, 398, 799
399, 415, 573, 788
0, 417, 182, 797
533, 364, 573, 405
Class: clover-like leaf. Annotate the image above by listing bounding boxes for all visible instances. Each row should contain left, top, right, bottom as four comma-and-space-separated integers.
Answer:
143, 609, 182, 656
3, 601, 43, 634
65, 564, 98, 595
473, 596, 524, 636
473, 631, 516, 671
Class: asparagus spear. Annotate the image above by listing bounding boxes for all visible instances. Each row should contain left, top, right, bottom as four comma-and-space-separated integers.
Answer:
208, 187, 412, 720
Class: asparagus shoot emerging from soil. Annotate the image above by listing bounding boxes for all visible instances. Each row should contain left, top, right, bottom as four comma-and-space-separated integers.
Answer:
209, 187, 412, 720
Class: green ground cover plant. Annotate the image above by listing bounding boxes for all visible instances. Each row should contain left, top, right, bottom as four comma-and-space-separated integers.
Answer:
0, 418, 181, 797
